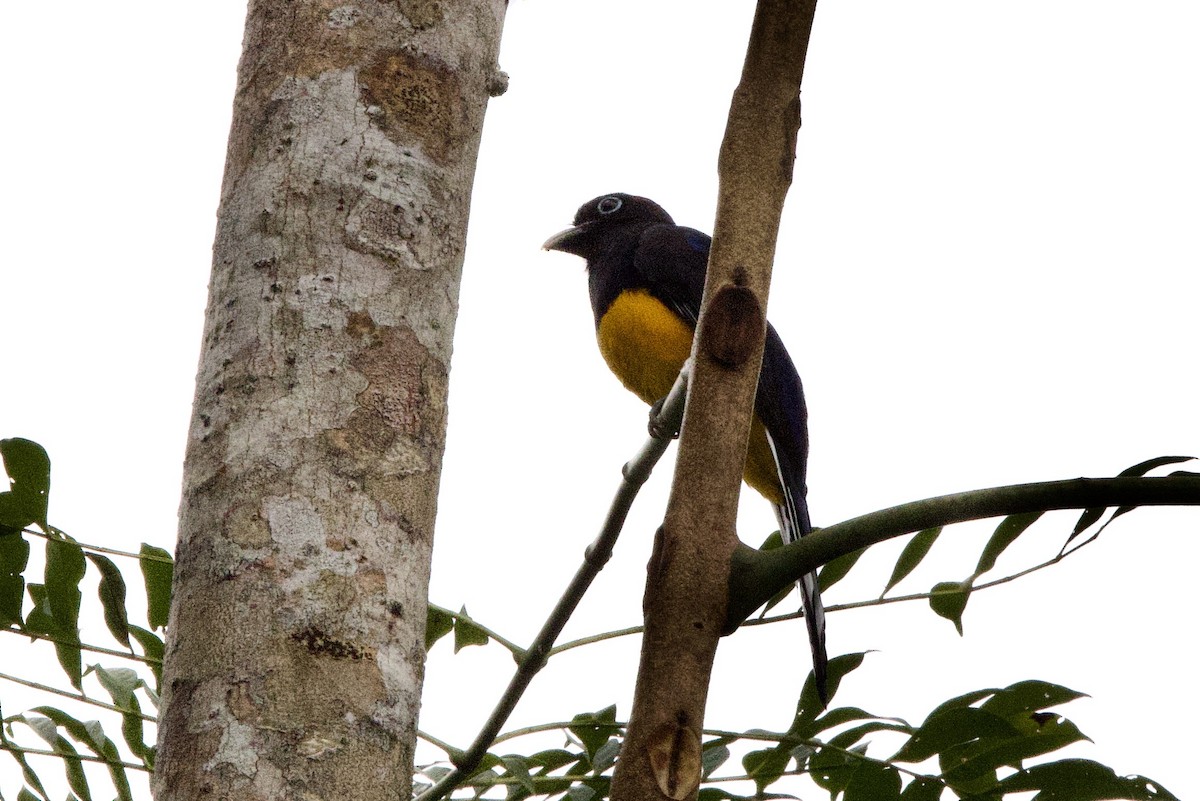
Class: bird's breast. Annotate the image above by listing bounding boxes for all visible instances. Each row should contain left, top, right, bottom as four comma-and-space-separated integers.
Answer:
596, 289, 694, 406
595, 287, 784, 504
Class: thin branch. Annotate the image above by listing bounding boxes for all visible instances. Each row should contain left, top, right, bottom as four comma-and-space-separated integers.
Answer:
416, 728, 460, 756
548, 499, 1105, 646
0, 741, 148, 772
1, 626, 163, 666
549, 624, 644, 657
21, 526, 173, 564
726, 475, 1200, 627
0, 670, 156, 722
414, 365, 690, 801
492, 719, 624, 746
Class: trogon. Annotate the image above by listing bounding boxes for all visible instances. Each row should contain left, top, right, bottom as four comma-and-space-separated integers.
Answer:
543, 192, 827, 699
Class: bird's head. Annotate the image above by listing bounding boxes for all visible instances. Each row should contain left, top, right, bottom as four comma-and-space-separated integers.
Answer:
543, 193, 675, 259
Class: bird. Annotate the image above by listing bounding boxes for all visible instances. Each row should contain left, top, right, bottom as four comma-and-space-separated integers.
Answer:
543, 192, 827, 700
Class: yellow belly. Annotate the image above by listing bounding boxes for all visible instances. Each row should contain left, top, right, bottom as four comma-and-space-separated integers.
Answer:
596, 289, 783, 504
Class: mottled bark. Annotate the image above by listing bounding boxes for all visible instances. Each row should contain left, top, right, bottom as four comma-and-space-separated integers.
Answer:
609, 2, 818, 800
154, 2, 506, 799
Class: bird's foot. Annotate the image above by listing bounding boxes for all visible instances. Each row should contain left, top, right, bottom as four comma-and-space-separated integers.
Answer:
647, 397, 680, 440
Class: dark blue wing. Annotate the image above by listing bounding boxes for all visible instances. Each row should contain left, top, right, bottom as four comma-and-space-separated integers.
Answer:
632, 225, 710, 325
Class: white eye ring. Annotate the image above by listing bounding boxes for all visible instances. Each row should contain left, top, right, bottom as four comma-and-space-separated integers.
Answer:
597, 196, 622, 215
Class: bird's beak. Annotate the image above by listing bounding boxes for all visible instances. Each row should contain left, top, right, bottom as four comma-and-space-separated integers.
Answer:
542, 223, 589, 254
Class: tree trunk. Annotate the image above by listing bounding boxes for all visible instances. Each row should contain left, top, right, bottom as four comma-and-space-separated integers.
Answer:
154, 2, 506, 799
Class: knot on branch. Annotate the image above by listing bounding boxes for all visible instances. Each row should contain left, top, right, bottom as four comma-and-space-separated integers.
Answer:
700, 284, 764, 368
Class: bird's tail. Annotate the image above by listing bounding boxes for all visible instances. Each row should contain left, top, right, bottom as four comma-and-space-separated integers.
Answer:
774, 488, 828, 704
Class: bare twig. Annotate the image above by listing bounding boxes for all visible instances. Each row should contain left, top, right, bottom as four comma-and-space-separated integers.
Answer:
415, 365, 690, 801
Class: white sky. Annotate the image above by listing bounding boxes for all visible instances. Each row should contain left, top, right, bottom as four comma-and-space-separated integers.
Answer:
2, 1, 1197, 799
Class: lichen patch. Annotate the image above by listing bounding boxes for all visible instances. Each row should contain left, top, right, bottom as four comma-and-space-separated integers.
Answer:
359, 50, 462, 162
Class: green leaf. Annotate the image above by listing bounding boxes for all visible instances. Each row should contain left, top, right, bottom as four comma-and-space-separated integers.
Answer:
883, 527, 941, 595
1062, 458, 1195, 551
45, 538, 84, 629
757, 531, 784, 551
818, 545, 866, 592
1104, 457, 1199, 533
820, 652, 868, 700
808, 743, 859, 796
798, 705, 880, 738
139, 544, 173, 630
425, 605, 454, 650
698, 789, 752, 801
499, 755, 537, 795
128, 625, 165, 691
924, 687, 997, 719
19, 787, 44, 801
0, 719, 52, 801
998, 758, 1179, 801
580, 776, 610, 800
0, 438, 51, 530
929, 580, 971, 634
25, 585, 83, 693
1118, 455, 1194, 477
526, 748, 578, 772
979, 680, 1088, 720
592, 738, 619, 774
742, 746, 789, 794
24, 583, 56, 635
453, 606, 489, 652
86, 553, 131, 648
974, 512, 1042, 578
44, 539, 85, 689
91, 665, 139, 707
793, 652, 867, 725
943, 714, 1088, 786
899, 777, 943, 801
701, 742, 731, 779
843, 761, 902, 801
32, 706, 133, 801
892, 706, 1020, 764
90, 665, 155, 765
18, 714, 93, 801
1067, 506, 1105, 545
122, 694, 154, 767
0, 492, 28, 536
823, 720, 912, 752
419, 764, 452, 782
568, 706, 619, 760
566, 785, 597, 801
0, 531, 29, 627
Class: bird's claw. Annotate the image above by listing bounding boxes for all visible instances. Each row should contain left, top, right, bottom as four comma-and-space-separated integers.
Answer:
647, 397, 680, 440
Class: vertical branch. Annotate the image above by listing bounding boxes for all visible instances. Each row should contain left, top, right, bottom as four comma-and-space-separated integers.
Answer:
155, 2, 506, 799
609, 2, 818, 800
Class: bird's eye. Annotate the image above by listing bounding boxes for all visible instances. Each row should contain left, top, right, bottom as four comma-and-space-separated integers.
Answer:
597, 196, 623, 215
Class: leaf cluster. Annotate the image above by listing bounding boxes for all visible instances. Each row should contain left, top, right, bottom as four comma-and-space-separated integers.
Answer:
2, 439, 168, 801
417, 652, 1178, 801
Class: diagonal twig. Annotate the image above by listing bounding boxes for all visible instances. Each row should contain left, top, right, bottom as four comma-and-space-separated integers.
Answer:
415, 362, 691, 801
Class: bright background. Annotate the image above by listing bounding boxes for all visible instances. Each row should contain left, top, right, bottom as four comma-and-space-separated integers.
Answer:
3, 1, 1197, 798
